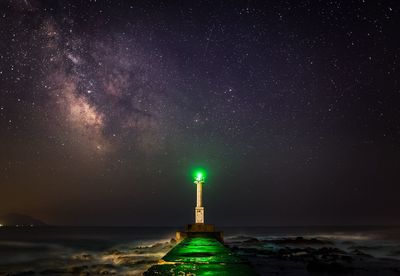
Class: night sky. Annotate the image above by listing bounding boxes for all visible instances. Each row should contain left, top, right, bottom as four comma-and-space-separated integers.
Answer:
1, 0, 399, 226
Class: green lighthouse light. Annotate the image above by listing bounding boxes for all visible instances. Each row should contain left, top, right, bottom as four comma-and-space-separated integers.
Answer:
196, 172, 203, 181
193, 169, 206, 183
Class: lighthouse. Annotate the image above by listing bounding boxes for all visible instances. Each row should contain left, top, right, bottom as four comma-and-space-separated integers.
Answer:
175, 168, 223, 242
194, 171, 205, 224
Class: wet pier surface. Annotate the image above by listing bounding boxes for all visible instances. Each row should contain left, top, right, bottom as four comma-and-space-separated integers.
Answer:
144, 237, 258, 275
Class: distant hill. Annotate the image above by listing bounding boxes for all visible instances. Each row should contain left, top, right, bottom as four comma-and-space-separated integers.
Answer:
0, 213, 47, 226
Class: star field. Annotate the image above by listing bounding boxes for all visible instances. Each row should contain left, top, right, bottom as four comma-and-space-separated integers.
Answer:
0, 0, 400, 226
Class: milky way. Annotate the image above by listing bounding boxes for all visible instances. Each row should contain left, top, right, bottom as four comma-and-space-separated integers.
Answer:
37, 16, 176, 155
1, 0, 400, 226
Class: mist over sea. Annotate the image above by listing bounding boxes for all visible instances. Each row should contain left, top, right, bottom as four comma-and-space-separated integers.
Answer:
1, 226, 400, 275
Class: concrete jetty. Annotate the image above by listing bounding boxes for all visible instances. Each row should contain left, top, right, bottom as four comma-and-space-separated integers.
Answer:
144, 236, 258, 275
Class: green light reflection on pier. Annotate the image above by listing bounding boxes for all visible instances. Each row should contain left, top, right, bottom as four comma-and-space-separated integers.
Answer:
145, 237, 258, 275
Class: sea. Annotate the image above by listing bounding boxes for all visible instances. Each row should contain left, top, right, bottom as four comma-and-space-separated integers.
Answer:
0, 226, 399, 275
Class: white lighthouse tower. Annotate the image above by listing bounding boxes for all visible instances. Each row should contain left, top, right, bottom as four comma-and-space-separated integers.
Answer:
194, 172, 205, 224
175, 168, 223, 242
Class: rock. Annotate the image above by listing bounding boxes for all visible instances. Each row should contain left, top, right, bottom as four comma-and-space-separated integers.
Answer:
342, 240, 355, 245
228, 236, 257, 241
350, 249, 373, 257
340, 255, 353, 263
90, 264, 117, 275
243, 238, 260, 243
40, 268, 66, 274
307, 260, 351, 273
264, 237, 332, 246
7, 271, 35, 276
348, 245, 382, 251
72, 253, 92, 261
66, 266, 89, 273
388, 250, 400, 256
106, 249, 123, 255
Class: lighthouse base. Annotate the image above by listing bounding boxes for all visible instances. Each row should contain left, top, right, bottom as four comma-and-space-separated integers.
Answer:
195, 207, 204, 223
176, 223, 224, 243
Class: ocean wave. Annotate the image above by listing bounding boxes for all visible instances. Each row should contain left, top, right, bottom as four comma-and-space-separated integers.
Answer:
0, 239, 176, 275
